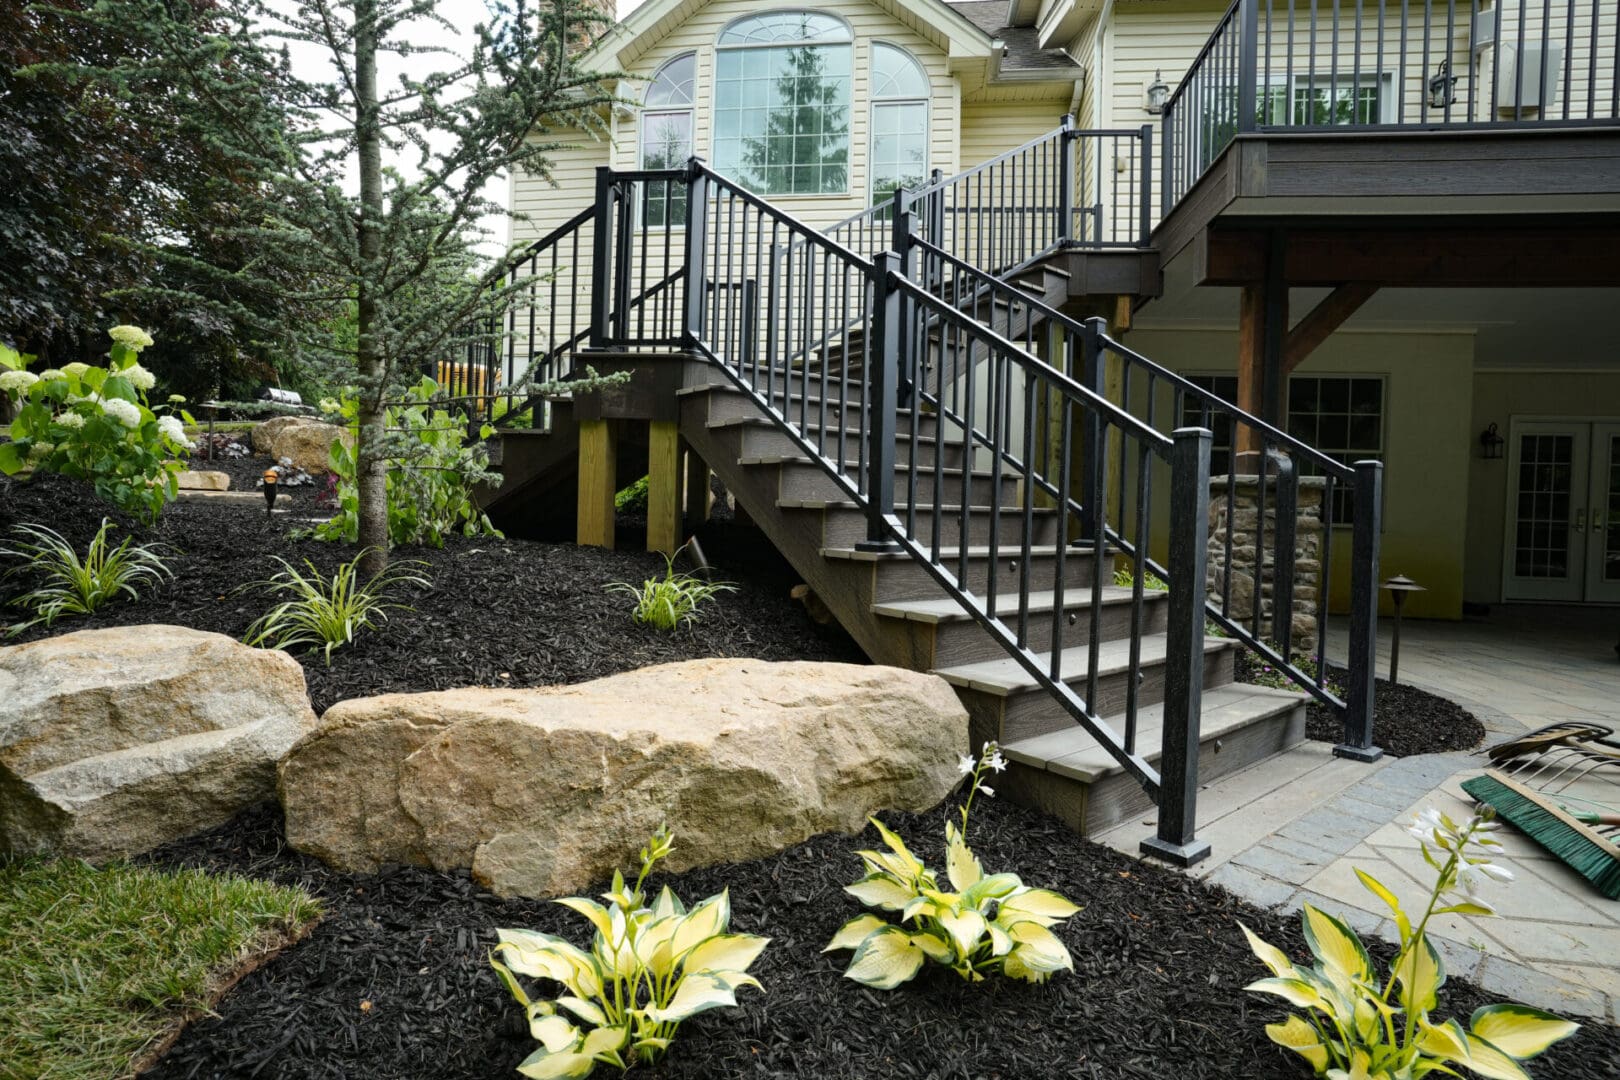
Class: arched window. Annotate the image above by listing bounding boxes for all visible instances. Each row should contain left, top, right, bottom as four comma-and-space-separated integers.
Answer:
640, 53, 695, 225
869, 43, 929, 204
713, 12, 853, 195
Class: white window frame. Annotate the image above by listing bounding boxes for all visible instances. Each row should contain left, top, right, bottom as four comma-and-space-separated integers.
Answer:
867, 41, 930, 206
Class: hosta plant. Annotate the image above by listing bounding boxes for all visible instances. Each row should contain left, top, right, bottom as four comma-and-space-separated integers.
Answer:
606, 542, 736, 631
491, 828, 768, 1079
240, 551, 428, 663
1, 519, 173, 635
826, 743, 1081, 988
0, 325, 193, 521
1242, 806, 1578, 1080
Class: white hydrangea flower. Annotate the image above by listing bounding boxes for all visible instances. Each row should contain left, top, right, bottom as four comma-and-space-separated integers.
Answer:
54, 411, 87, 430
27, 441, 55, 461
157, 415, 190, 448
38, 368, 65, 380
62, 362, 91, 379
0, 369, 38, 394
124, 364, 156, 391
102, 397, 142, 428
108, 325, 155, 350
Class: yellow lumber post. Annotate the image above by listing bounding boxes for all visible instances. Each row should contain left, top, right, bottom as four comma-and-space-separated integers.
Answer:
647, 420, 681, 554
577, 418, 616, 548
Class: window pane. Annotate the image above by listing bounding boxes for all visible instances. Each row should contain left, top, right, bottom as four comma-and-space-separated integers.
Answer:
871, 42, 928, 99
644, 54, 695, 107
718, 12, 850, 45
715, 43, 850, 195
1287, 375, 1384, 527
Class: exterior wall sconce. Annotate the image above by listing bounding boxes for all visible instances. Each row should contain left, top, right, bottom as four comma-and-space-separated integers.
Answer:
1145, 70, 1170, 114
1428, 59, 1458, 109
1479, 422, 1505, 459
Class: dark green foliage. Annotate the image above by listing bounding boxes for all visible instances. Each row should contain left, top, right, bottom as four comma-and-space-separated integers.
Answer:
615, 475, 649, 514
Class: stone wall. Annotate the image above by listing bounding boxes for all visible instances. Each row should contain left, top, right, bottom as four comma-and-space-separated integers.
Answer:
1207, 473, 1325, 654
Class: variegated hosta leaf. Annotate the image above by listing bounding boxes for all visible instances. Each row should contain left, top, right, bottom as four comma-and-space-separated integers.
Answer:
644, 971, 757, 1023
516, 1044, 598, 1080
1302, 904, 1375, 984
911, 931, 955, 964
490, 954, 532, 1008
901, 893, 941, 923
553, 897, 614, 942
997, 887, 1081, 927
869, 817, 924, 877
986, 922, 1014, 957
843, 925, 929, 990
1265, 1014, 1331, 1072
633, 915, 681, 979
557, 995, 609, 1028
1394, 935, 1446, 1015
825, 913, 889, 953
1004, 920, 1073, 979
1239, 922, 1298, 980
530, 1013, 581, 1054
652, 885, 684, 921
1457, 1031, 1535, 1080
1247, 976, 1326, 1010
1354, 868, 1413, 941
945, 832, 983, 892
846, 874, 917, 912
860, 849, 923, 881
962, 872, 1022, 906
579, 1024, 629, 1059
669, 890, 731, 959
682, 932, 770, 977
1469, 1005, 1580, 1062
935, 906, 988, 960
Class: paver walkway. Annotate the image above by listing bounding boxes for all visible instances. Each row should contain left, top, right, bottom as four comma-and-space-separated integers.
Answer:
1098, 605, 1620, 1022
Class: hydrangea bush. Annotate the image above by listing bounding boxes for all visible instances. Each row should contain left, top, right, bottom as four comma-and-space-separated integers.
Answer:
0, 326, 193, 521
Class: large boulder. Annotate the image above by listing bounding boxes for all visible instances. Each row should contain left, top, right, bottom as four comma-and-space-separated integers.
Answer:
279, 659, 968, 898
0, 625, 317, 859
251, 415, 351, 473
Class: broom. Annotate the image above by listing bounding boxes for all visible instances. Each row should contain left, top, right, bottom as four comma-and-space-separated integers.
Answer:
1461, 771, 1620, 900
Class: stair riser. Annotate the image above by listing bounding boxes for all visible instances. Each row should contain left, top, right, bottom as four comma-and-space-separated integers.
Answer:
868, 548, 1116, 601
774, 461, 1021, 508
959, 647, 1236, 746
736, 424, 968, 471
702, 388, 944, 441
1002, 704, 1308, 836
903, 595, 1171, 669
819, 504, 1062, 549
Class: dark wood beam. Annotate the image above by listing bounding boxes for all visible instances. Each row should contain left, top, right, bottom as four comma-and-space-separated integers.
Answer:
1283, 283, 1379, 373
1236, 284, 1265, 457
1202, 226, 1620, 288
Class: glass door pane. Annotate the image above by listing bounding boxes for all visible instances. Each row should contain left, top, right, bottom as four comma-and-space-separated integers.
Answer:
1502, 422, 1587, 602
1586, 424, 1620, 603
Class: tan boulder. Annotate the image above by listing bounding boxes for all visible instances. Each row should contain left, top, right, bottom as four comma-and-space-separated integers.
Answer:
279, 659, 968, 898
250, 415, 307, 453
0, 625, 317, 858
175, 469, 230, 491
251, 416, 352, 473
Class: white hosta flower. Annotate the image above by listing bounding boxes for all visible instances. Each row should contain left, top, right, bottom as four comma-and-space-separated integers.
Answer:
124, 364, 156, 391
0, 369, 38, 394
53, 411, 86, 430
157, 415, 190, 448
102, 397, 142, 428
108, 324, 155, 350
986, 749, 1008, 774
978, 785, 995, 798
62, 362, 91, 379
957, 754, 977, 776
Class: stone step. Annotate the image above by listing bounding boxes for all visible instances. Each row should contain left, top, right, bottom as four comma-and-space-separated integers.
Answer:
1000, 683, 1308, 835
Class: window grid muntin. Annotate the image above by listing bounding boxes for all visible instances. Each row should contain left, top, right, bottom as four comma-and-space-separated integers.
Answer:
1287, 375, 1384, 526
1513, 433, 1576, 579
713, 23, 852, 196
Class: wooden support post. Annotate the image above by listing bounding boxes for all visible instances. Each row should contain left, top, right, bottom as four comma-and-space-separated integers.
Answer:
682, 442, 710, 531
647, 420, 680, 554
576, 418, 616, 549
1234, 250, 1286, 462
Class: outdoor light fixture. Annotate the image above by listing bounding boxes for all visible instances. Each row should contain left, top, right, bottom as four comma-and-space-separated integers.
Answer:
1381, 575, 1427, 685
1479, 422, 1505, 460
1145, 70, 1170, 114
262, 467, 278, 520
1428, 60, 1458, 109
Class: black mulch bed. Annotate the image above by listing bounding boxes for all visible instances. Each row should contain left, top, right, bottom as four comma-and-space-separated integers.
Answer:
1235, 654, 1487, 759
184, 440, 330, 507
138, 798, 1618, 1080
0, 472, 864, 713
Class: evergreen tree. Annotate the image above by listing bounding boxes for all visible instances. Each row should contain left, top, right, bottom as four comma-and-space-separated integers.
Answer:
739, 44, 849, 195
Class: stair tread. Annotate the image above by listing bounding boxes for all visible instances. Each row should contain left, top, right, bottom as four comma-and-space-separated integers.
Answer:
873, 585, 1164, 622
779, 497, 1057, 513
1000, 683, 1306, 784
934, 633, 1232, 696
739, 454, 994, 479
819, 541, 1113, 562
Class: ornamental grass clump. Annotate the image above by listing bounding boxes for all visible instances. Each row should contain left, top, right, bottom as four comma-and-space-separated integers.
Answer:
606, 542, 736, 631
240, 551, 428, 664
1242, 805, 1578, 1080
1, 519, 173, 636
491, 827, 768, 1079
826, 743, 1081, 988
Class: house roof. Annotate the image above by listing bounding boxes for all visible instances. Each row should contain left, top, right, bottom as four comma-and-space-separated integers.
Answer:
948, 1, 1082, 73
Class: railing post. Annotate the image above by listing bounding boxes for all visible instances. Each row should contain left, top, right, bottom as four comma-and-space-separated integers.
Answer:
1336, 460, 1386, 762
682, 159, 708, 348
1141, 426, 1213, 868
1057, 113, 1076, 244
926, 168, 945, 291
891, 190, 919, 407
588, 166, 614, 349
1236, 0, 1259, 133
1268, 449, 1297, 657
1138, 124, 1154, 245
1077, 316, 1107, 542
859, 250, 903, 551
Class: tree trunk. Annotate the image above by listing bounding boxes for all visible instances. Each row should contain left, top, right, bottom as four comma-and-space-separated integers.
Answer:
354, 0, 388, 576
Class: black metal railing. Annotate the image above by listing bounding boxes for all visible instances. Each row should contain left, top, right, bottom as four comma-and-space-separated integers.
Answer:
1162, 0, 1620, 209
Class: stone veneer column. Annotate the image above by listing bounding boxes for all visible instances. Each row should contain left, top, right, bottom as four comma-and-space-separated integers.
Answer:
1206, 474, 1325, 654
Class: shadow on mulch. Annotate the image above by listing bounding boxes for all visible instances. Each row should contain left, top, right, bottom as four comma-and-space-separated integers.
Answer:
0, 473, 865, 714
1235, 654, 1486, 758
137, 797, 1618, 1080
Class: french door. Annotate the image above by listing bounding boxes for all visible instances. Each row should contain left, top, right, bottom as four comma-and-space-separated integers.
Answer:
1502, 420, 1620, 603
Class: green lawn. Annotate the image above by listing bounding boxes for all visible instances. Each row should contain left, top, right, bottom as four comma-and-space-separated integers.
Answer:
0, 858, 320, 1080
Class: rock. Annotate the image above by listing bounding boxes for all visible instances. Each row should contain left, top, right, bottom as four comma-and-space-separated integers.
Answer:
0, 625, 317, 859
251, 416, 352, 473
279, 659, 968, 898
175, 469, 230, 491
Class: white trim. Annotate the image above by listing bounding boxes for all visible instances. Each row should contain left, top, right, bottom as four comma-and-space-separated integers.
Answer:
867, 40, 931, 204
715, 9, 854, 47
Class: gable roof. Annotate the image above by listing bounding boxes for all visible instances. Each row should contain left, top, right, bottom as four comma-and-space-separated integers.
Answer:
949, 1, 1082, 72
585, 0, 1003, 71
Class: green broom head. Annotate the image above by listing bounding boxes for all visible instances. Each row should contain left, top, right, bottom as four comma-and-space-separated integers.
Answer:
1461, 774, 1620, 901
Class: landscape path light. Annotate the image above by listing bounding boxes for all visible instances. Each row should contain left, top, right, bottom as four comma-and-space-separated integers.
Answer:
262, 467, 278, 522
1382, 574, 1426, 685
